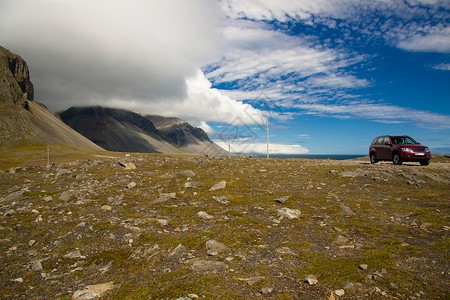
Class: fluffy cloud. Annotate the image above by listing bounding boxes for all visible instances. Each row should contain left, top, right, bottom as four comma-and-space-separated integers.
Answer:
397, 28, 450, 53
294, 103, 450, 129
0, 0, 266, 124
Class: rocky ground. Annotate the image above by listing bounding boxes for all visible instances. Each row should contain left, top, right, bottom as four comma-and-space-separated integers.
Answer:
0, 150, 449, 299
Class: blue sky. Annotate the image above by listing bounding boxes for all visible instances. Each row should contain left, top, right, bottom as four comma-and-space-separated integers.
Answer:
1, 0, 449, 154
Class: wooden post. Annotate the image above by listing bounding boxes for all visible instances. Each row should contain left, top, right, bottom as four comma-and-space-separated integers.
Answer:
47, 145, 50, 168
266, 119, 269, 159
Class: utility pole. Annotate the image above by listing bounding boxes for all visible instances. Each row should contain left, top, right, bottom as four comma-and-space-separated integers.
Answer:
46, 145, 50, 168
266, 119, 269, 159
228, 130, 231, 159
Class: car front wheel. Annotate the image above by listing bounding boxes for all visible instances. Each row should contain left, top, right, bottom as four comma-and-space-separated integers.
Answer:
420, 160, 430, 166
392, 153, 402, 165
370, 153, 377, 164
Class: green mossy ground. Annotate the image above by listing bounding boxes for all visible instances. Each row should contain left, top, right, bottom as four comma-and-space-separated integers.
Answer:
0, 149, 448, 299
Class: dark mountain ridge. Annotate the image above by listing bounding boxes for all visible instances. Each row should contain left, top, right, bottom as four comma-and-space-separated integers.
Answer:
59, 107, 227, 156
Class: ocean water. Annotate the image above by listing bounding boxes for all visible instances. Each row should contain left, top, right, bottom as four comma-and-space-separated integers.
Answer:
251, 154, 366, 160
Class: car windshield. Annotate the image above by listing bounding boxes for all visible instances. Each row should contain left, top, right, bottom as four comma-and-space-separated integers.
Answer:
391, 136, 417, 144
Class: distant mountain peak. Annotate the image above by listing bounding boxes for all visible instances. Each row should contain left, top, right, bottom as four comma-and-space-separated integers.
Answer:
60, 106, 227, 156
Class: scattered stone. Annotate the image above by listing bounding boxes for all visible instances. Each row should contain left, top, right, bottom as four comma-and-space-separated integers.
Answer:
30, 259, 43, 272
342, 281, 354, 290
72, 282, 120, 300
275, 247, 296, 256
274, 196, 289, 204
157, 219, 169, 226
28, 239, 36, 246
126, 182, 136, 189
334, 289, 345, 296
238, 276, 265, 285
169, 244, 187, 259
334, 235, 349, 244
118, 162, 136, 170
179, 170, 196, 177
305, 274, 318, 285
359, 264, 368, 270
190, 260, 227, 272
212, 196, 230, 205
340, 204, 355, 216
184, 181, 204, 189
209, 180, 227, 191
43, 196, 52, 202
160, 192, 176, 199
101, 205, 112, 211
60, 190, 75, 202
206, 240, 229, 255
1, 191, 23, 203
261, 287, 273, 294
276, 207, 301, 219
11, 278, 23, 283
64, 250, 86, 259
197, 211, 214, 219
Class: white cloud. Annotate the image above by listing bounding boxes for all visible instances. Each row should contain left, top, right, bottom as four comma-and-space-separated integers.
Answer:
294, 103, 450, 129
214, 137, 309, 154
397, 28, 450, 53
433, 63, 450, 71
1, 0, 266, 125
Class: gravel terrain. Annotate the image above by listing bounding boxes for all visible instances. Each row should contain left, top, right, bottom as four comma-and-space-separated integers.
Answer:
0, 152, 449, 299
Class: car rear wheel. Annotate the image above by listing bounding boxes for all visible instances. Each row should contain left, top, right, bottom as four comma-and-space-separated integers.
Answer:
420, 160, 430, 166
392, 153, 402, 165
370, 153, 377, 164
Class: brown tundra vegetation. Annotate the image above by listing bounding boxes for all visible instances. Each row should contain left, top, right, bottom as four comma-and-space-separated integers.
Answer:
0, 147, 449, 299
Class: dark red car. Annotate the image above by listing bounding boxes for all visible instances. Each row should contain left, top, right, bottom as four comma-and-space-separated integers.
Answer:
369, 135, 431, 165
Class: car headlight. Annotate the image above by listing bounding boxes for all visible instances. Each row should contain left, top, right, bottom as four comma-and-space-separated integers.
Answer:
401, 148, 413, 152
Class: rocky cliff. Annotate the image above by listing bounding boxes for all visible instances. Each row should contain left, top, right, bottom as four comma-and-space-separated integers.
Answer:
0, 46, 104, 151
0, 46, 33, 107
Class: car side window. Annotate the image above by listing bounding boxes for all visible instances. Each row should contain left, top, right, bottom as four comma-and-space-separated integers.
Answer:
376, 137, 384, 145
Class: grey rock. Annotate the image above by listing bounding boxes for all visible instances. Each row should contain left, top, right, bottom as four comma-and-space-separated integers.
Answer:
275, 247, 296, 256
197, 211, 213, 219
276, 207, 301, 219
206, 240, 229, 255
340, 204, 355, 216
274, 196, 289, 204
342, 281, 354, 290
184, 181, 204, 189
334, 235, 349, 244
209, 180, 227, 191
64, 250, 85, 259
126, 182, 136, 189
334, 289, 345, 296
30, 259, 43, 272
118, 162, 136, 170
169, 244, 187, 259
359, 264, 368, 270
212, 196, 230, 205
1, 190, 23, 203
72, 282, 120, 300
261, 287, 273, 294
239, 276, 265, 285
190, 260, 227, 272
179, 170, 196, 177
59, 190, 76, 202
305, 274, 318, 285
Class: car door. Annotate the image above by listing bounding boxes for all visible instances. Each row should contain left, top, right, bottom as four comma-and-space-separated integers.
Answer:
379, 136, 392, 160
